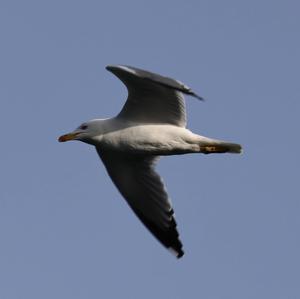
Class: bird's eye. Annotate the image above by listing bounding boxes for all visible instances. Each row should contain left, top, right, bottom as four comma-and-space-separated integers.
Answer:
80, 124, 88, 130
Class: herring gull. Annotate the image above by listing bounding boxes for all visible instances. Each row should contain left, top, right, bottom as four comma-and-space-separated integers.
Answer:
58, 65, 242, 258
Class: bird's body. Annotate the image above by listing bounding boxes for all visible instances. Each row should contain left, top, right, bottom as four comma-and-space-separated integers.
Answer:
78, 118, 240, 156
59, 65, 242, 258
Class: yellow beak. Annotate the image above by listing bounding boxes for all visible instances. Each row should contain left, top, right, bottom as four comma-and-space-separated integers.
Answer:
58, 132, 80, 142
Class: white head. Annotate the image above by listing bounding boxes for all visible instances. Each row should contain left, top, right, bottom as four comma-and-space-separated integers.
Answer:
58, 119, 105, 145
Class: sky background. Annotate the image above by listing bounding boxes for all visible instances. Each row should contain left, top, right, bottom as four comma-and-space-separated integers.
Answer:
1, 1, 299, 298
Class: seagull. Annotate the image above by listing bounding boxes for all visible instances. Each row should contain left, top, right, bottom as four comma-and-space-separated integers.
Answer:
58, 65, 242, 258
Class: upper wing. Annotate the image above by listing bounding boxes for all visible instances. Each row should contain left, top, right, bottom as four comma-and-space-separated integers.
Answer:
97, 148, 184, 258
106, 65, 203, 128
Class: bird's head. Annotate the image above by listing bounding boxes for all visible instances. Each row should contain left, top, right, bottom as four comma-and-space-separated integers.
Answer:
58, 119, 104, 145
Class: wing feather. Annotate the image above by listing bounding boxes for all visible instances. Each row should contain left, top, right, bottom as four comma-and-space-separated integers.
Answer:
106, 65, 203, 128
97, 149, 184, 258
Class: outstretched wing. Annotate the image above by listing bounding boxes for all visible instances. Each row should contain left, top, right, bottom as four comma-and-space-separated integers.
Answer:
106, 65, 203, 128
97, 148, 184, 258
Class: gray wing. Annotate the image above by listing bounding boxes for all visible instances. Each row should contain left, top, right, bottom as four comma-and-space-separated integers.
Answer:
97, 148, 184, 258
106, 65, 203, 128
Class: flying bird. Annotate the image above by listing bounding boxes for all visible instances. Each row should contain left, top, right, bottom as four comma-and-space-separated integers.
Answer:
58, 65, 242, 258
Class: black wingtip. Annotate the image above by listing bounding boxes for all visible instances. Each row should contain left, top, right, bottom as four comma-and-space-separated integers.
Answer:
177, 249, 184, 259
168, 247, 184, 259
189, 91, 205, 101
106, 65, 115, 72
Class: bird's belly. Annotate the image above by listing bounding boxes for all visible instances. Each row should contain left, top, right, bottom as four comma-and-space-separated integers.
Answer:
100, 125, 199, 155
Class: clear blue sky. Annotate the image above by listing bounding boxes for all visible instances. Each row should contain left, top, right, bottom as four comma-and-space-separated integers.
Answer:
1, 1, 299, 298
